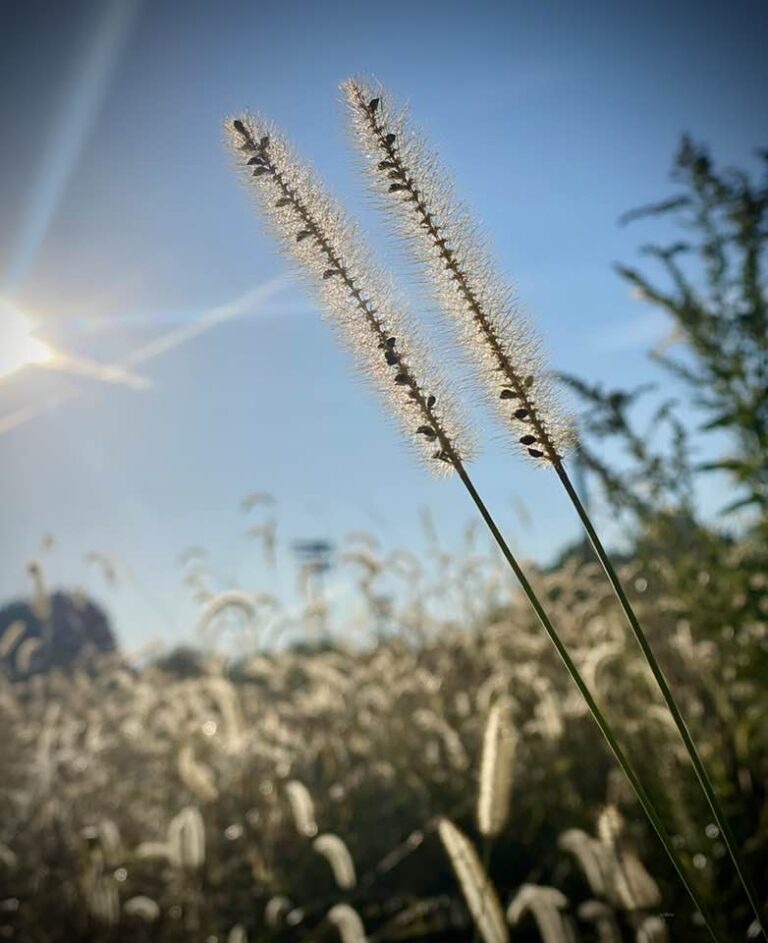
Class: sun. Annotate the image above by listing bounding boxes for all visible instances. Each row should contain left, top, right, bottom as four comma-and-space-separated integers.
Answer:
0, 301, 53, 379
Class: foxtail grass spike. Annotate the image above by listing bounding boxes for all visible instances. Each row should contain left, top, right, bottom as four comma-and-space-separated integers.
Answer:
285, 779, 318, 837
226, 115, 474, 474
313, 833, 357, 889
343, 78, 575, 466
477, 701, 516, 838
327, 903, 368, 943
438, 818, 509, 943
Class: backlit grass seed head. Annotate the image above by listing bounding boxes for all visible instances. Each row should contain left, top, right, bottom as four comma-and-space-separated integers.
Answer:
595, 807, 661, 911
178, 744, 218, 803
327, 903, 368, 943
437, 818, 509, 943
14, 637, 42, 675
85, 876, 120, 926
343, 78, 575, 466
135, 841, 171, 861
596, 804, 624, 849
0, 619, 26, 659
226, 114, 473, 473
265, 896, 291, 928
96, 819, 123, 868
196, 590, 258, 642
285, 779, 318, 837
636, 916, 670, 943
123, 896, 161, 923
577, 901, 621, 943
167, 806, 205, 870
313, 832, 357, 889
477, 701, 516, 837
506, 885, 572, 943
558, 829, 610, 897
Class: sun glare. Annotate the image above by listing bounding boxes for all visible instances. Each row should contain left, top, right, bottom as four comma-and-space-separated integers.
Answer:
0, 302, 53, 379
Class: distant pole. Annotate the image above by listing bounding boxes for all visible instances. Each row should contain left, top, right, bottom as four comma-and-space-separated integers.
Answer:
291, 539, 334, 642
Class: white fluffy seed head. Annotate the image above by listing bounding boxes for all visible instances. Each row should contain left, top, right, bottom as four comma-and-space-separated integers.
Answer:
506, 884, 571, 943
123, 896, 160, 922
86, 876, 120, 926
596, 804, 624, 850
608, 848, 661, 912
636, 916, 669, 943
134, 841, 170, 860
227, 925, 248, 943
196, 590, 257, 642
343, 78, 576, 466
327, 903, 368, 943
265, 895, 291, 927
225, 114, 474, 474
594, 807, 661, 912
477, 702, 516, 837
167, 806, 205, 870
97, 819, 123, 868
177, 744, 218, 803
577, 901, 621, 943
558, 829, 610, 897
437, 818, 509, 943
285, 779, 318, 837
313, 832, 357, 889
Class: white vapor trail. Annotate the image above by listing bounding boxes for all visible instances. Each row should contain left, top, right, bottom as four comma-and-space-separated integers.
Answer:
40, 354, 151, 390
0, 277, 290, 437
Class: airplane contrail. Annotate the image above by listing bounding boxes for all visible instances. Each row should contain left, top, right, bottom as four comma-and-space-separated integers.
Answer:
0, 277, 291, 437
123, 282, 289, 367
38, 354, 151, 391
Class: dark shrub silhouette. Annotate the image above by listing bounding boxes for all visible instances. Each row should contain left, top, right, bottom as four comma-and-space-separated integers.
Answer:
0, 590, 116, 680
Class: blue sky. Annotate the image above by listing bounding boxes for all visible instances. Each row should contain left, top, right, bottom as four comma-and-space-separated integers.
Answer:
1, 0, 766, 648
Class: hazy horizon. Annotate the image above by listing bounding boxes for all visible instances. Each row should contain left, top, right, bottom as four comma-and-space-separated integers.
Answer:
2, 0, 766, 648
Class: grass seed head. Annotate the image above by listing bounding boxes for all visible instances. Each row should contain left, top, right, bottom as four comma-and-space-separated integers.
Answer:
477, 701, 516, 837
226, 113, 474, 474
343, 78, 576, 467
437, 817, 509, 943
327, 903, 368, 943
313, 832, 357, 889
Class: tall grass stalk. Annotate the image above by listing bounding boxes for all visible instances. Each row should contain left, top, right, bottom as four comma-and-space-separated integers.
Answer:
343, 78, 764, 937
226, 110, 720, 938
556, 462, 767, 938
453, 460, 720, 941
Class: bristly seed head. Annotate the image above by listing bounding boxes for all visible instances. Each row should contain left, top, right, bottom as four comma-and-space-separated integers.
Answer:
225, 112, 474, 474
477, 702, 516, 838
342, 77, 576, 466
